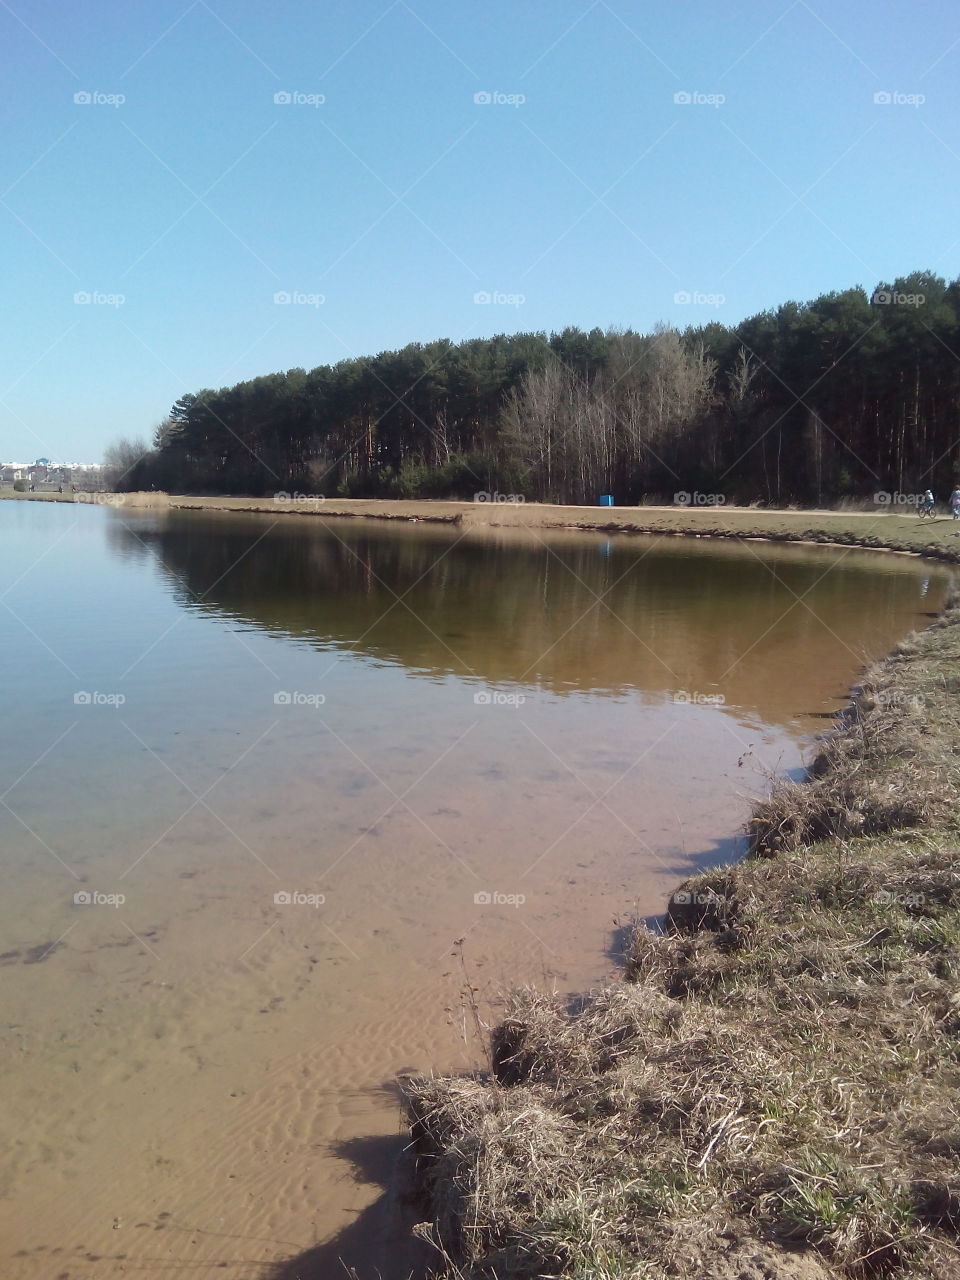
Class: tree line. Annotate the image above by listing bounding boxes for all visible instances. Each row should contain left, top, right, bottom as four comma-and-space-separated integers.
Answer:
107, 270, 960, 505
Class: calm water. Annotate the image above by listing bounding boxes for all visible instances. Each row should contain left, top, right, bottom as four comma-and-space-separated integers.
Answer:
0, 501, 950, 1280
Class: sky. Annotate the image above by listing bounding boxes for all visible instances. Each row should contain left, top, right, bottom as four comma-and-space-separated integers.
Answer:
1, 0, 959, 462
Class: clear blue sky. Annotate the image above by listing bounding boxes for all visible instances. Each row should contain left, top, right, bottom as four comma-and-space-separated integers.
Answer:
2, 0, 958, 461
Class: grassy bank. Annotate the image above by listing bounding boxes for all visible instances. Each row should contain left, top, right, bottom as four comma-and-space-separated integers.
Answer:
404, 600, 960, 1279
9, 489, 960, 563
0, 489, 77, 502
151, 495, 960, 563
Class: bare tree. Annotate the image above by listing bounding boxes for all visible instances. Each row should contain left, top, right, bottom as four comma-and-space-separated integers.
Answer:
503, 328, 715, 502
103, 436, 151, 491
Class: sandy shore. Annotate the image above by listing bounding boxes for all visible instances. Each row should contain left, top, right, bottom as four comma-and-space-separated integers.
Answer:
405, 594, 960, 1279
8, 489, 960, 560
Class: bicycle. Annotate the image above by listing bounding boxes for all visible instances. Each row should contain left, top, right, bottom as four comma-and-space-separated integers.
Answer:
918, 500, 937, 520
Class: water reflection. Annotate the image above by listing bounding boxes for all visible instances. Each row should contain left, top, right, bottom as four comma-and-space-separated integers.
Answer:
105, 510, 949, 724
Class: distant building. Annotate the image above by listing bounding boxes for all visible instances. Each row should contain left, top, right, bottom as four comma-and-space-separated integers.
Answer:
2, 459, 105, 488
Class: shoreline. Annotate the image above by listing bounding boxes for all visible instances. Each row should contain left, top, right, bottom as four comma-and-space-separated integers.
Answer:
406, 599, 960, 1279
9, 485, 960, 1275
7, 489, 960, 564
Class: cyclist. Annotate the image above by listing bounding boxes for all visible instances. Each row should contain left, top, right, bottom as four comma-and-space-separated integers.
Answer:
920, 489, 935, 517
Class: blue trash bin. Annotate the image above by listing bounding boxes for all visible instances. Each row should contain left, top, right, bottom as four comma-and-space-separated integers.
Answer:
599, 494, 614, 507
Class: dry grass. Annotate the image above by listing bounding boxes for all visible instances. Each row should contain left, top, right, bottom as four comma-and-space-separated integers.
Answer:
403, 601, 960, 1279
48, 489, 960, 562
746, 632, 955, 859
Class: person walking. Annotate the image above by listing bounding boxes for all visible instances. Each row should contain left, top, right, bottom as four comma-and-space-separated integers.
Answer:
950, 487, 960, 520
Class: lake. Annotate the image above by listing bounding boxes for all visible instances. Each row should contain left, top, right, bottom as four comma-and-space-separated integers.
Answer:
0, 500, 950, 1279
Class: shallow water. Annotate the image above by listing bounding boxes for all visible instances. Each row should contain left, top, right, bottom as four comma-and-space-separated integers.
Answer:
0, 502, 950, 1279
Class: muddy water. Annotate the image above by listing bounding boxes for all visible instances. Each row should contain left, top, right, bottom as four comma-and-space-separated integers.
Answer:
0, 502, 951, 1280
